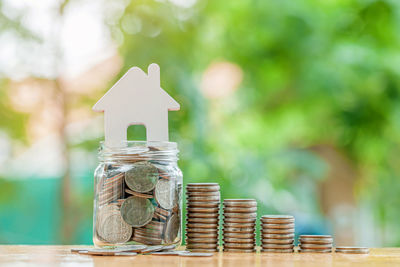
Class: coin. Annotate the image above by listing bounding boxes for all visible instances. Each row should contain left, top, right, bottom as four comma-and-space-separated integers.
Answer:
186, 243, 218, 249
261, 248, 294, 253
155, 179, 175, 210
186, 232, 219, 238
223, 227, 255, 233
187, 218, 219, 224
261, 215, 294, 224
223, 199, 257, 207
186, 191, 221, 197
300, 235, 332, 239
186, 228, 218, 233
125, 189, 153, 198
187, 238, 219, 243
223, 207, 258, 213
141, 245, 165, 253
99, 213, 132, 244
187, 213, 219, 218
262, 238, 294, 244
120, 196, 155, 227
224, 212, 257, 219
223, 243, 255, 249
114, 252, 138, 256
186, 183, 220, 191
223, 237, 255, 243
261, 228, 295, 234
188, 248, 219, 252
223, 222, 256, 228
223, 248, 255, 253
262, 233, 295, 239
262, 223, 295, 229
299, 238, 333, 244
299, 249, 332, 253
125, 162, 159, 192
187, 207, 220, 213
132, 235, 162, 245
179, 251, 214, 257
261, 244, 294, 249
187, 202, 220, 208
187, 223, 219, 229
150, 251, 183, 256
224, 217, 257, 223
300, 243, 332, 249
223, 232, 255, 239
187, 196, 221, 202
164, 213, 180, 243
335, 247, 369, 254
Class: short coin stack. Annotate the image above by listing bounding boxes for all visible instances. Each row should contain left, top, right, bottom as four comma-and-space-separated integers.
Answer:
185, 183, 221, 252
335, 246, 369, 254
223, 199, 257, 253
299, 235, 333, 253
260, 215, 295, 253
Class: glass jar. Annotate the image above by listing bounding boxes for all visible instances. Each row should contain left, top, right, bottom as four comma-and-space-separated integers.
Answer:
93, 141, 182, 248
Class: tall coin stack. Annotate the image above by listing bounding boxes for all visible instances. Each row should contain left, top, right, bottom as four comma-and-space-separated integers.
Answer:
299, 235, 333, 253
260, 215, 295, 253
185, 183, 221, 252
223, 199, 257, 253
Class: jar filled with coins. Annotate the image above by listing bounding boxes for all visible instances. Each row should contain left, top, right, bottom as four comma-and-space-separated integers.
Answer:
93, 141, 183, 248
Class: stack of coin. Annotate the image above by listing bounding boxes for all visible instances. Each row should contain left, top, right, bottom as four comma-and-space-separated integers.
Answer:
299, 235, 333, 253
335, 246, 369, 254
260, 215, 295, 253
222, 199, 257, 253
185, 183, 221, 252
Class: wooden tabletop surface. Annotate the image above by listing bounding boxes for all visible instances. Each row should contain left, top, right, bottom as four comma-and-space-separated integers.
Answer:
0, 245, 399, 266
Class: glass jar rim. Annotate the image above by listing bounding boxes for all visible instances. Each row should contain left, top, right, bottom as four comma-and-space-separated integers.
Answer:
100, 140, 177, 149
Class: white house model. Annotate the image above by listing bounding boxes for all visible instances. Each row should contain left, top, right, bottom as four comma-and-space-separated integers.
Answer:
93, 63, 180, 147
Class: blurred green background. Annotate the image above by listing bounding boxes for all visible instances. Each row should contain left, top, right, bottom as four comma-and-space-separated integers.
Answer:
0, 0, 399, 246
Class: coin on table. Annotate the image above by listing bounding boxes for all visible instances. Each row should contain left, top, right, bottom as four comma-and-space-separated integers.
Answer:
118, 245, 148, 252
114, 252, 138, 256
335, 247, 369, 254
120, 196, 155, 227
99, 213, 132, 244
155, 179, 175, 210
299, 249, 332, 253
150, 251, 183, 256
125, 162, 159, 193
261, 248, 294, 253
179, 251, 214, 257
164, 213, 180, 243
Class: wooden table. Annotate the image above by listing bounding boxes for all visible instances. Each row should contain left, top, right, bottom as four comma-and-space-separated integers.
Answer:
0, 246, 399, 266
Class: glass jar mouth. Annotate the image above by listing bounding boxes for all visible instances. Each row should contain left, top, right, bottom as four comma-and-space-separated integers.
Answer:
99, 141, 178, 163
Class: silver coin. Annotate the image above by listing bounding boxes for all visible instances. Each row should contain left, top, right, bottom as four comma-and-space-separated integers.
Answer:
99, 213, 132, 244
187, 207, 220, 213
223, 237, 255, 243
335, 247, 369, 254
223, 207, 257, 213
125, 162, 159, 192
262, 233, 295, 239
261, 228, 295, 234
179, 251, 214, 257
117, 245, 148, 252
186, 223, 219, 229
141, 245, 165, 253
187, 213, 219, 218
223, 227, 255, 233
223, 212, 257, 219
71, 248, 88, 253
120, 196, 155, 227
114, 252, 138, 256
262, 244, 294, 249
150, 251, 183, 256
164, 213, 180, 243
154, 179, 175, 210
223, 248, 255, 253
85, 249, 120, 256
187, 218, 219, 224
262, 238, 294, 244
261, 223, 295, 229
261, 248, 294, 253
300, 243, 333, 249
